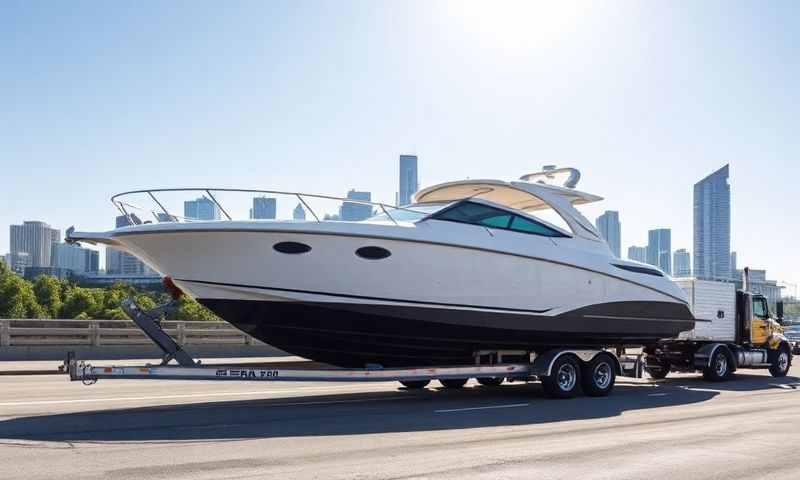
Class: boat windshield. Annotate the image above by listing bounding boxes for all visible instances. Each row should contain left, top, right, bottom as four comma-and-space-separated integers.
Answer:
365, 203, 450, 223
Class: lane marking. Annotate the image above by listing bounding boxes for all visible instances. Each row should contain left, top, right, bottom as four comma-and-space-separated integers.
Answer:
647, 393, 668, 397
0, 384, 400, 407
436, 403, 530, 413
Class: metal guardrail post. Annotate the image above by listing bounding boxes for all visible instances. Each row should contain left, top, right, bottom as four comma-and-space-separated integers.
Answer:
177, 322, 186, 345
89, 321, 100, 346
0, 320, 10, 347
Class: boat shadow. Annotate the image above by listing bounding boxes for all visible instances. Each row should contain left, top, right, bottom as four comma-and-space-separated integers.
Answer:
1, 374, 797, 443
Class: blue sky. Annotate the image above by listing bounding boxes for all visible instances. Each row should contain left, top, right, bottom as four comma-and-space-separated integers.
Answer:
1, 1, 798, 291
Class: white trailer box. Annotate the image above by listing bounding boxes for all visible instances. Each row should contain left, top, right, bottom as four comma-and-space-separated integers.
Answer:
675, 279, 737, 342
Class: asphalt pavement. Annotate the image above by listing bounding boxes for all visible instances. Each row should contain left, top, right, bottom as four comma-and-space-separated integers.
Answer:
1, 359, 799, 480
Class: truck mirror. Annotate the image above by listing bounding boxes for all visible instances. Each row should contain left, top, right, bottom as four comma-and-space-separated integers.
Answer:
776, 302, 784, 322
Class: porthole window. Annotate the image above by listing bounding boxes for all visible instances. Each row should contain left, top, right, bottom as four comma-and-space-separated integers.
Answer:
273, 241, 312, 254
356, 246, 391, 260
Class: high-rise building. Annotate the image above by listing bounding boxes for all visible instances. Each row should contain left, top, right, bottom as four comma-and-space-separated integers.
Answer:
694, 165, 730, 281
293, 203, 306, 221
250, 197, 277, 220
107, 216, 156, 276
52, 243, 100, 274
647, 228, 672, 275
10, 221, 60, 268
673, 249, 691, 277
340, 190, 373, 221
730, 251, 737, 278
398, 154, 418, 206
595, 211, 621, 257
627, 246, 647, 263
184, 196, 221, 221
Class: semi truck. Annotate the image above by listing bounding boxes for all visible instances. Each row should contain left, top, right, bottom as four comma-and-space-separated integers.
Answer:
643, 269, 792, 382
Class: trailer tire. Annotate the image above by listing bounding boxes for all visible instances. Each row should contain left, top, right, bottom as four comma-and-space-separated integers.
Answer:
476, 377, 504, 387
769, 346, 791, 378
439, 378, 468, 389
541, 355, 581, 399
703, 347, 733, 382
644, 358, 670, 380
400, 380, 430, 389
581, 353, 616, 397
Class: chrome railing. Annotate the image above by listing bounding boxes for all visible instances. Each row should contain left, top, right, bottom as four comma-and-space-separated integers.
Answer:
110, 188, 426, 226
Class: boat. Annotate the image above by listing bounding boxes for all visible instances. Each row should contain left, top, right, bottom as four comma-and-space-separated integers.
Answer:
67, 167, 694, 368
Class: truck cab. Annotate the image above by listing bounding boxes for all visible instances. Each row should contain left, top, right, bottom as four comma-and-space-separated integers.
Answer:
737, 291, 785, 347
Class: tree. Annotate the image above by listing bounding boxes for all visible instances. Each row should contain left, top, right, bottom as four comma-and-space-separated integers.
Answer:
33, 275, 64, 318
60, 287, 100, 319
167, 296, 221, 321
0, 269, 45, 318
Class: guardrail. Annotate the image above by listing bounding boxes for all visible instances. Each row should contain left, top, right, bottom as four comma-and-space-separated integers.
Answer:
0, 319, 261, 348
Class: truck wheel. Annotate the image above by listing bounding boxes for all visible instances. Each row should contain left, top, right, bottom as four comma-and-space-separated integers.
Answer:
439, 378, 468, 389
644, 358, 670, 380
476, 377, 504, 387
703, 347, 733, 381
769, 347, 791, 377
541, 355, 581, 399
400, 380, 430, 389
581, 353, 616, 397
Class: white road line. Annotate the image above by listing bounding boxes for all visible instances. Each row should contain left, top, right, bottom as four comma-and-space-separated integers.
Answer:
435, 403, 530, 413
0, 384, 398, 407
647, 393, 668, 397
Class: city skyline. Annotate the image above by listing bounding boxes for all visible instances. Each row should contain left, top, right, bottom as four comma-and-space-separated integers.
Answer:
1, 2, 798, 286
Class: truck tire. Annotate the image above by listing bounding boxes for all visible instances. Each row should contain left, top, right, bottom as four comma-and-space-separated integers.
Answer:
400, 380, 430, 389
702, 347, 733, 381
581, 353, 616, 397
439, 378, 468, 389
769, 347, 791, 377
541, 355, 581, 399
644, 358, 670, 380
476, 377, 504, 387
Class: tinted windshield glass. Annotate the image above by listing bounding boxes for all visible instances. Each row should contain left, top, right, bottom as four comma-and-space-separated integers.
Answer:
431, 201, 568, 237
365, 203, 449, 222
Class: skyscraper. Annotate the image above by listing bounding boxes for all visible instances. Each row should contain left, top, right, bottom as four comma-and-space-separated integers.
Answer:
673, 249, 691, 277
627, 246, 647, 263
595, 211, 621, 257
340, 190, 372, 221
398, 154, 418, 206
9, 221, 60, 268
647, 228, 672, 275
292, 203, 306, 221
730, 251, 737, 278
693, 165, 730, 280
184, 196, 221, 221
250, 197, 277, 219
52, 243, 99, 274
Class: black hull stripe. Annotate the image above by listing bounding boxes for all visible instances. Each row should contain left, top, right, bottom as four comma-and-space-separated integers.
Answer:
176, 278, 552, 314
115, 228, 689, 304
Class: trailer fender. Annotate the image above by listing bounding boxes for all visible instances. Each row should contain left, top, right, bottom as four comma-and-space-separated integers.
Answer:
531, 350, 621, 377
693, 343, 733, 370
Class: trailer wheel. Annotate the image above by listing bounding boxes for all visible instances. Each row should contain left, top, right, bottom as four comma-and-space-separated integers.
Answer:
769, 347, 791, 378
476, 377, 504, 387
399, 380, 430, 389
644, 358, 670, 380
581, 353, 616, 397
703, 347, 733, 381
541, 355, 581, 399
439, 378, 468, 389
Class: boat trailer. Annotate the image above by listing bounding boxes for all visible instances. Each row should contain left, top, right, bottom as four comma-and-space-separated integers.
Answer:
63, 298, 647, 397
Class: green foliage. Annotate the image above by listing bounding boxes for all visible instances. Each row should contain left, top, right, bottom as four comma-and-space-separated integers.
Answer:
0, 268, 45, 318
33, 275, 64, 318
0, 270, 220, 321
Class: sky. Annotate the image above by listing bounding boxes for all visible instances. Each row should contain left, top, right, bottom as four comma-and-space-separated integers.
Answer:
1, 1, 798, 293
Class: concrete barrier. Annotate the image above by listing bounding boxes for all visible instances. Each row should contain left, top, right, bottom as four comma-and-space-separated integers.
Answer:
0, 319, 287, 361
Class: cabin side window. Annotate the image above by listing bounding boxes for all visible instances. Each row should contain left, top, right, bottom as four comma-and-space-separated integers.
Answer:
431, 201, 567, 237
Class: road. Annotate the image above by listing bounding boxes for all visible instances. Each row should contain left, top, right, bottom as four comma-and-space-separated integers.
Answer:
1, 361, 799, 480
